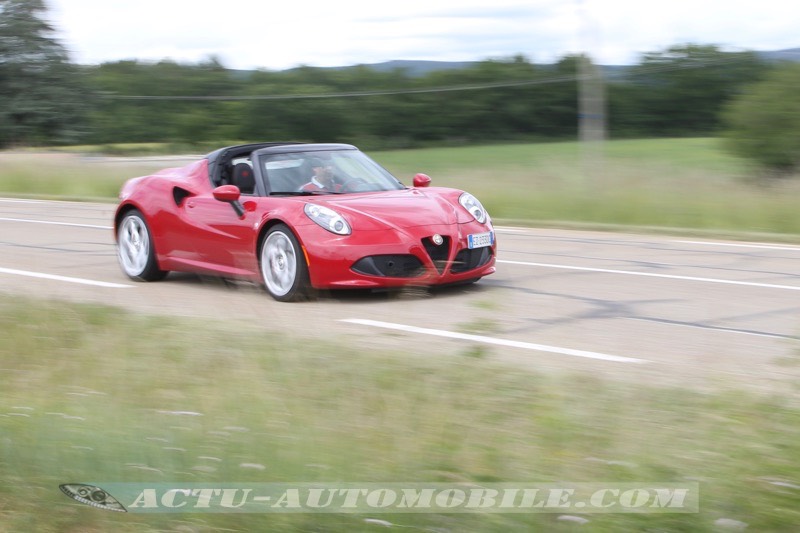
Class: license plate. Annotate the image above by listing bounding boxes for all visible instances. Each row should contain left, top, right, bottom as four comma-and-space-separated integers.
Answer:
467, 231, 494, 249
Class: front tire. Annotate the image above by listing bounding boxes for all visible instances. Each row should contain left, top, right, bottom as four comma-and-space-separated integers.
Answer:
259, 224, 311, 301
117, 210, 168, 281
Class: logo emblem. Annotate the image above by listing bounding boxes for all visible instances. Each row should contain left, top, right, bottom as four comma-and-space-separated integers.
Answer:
59, 484, 127, 512
432, 234, 444, 246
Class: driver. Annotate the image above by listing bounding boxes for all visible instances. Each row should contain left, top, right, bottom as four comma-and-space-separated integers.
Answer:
300, 158, 342, 192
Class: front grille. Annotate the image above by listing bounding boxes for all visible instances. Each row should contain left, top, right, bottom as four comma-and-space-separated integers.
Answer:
352, 255, 425, 278
451, 247, 493, 273
421, 236, 451, 274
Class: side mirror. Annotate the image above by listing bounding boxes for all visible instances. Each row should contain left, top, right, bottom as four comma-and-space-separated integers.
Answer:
413, 173, 432, 188
213, 185, 245, 217
213, 185, 241, 203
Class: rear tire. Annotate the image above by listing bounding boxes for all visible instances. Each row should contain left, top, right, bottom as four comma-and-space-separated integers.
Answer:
117, 210, 168, 281
259, 224, 311, 301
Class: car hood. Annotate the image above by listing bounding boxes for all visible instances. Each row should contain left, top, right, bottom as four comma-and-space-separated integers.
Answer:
314, 188, 470, 231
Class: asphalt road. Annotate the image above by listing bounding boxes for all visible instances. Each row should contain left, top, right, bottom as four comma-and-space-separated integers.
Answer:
2, 197, 799, 395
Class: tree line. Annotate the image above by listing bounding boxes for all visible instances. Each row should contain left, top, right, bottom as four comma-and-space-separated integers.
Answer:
2, 0, 799, 173
54, 48, 777, 148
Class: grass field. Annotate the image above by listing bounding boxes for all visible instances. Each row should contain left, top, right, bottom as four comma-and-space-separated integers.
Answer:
2, 297, 800, 531
376, 138, 800, 237
2, 138, 799, 237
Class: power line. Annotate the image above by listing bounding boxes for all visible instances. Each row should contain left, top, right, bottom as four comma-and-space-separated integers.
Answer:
100, 75, 578, 101
97, 54, 758, 102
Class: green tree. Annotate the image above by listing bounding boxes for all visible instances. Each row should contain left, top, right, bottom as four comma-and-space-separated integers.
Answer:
609, 44, 766, 137
69, 43, 777, 148
0, 0, 87, 146
722, 63, 800, 174
86, 58, 246, 144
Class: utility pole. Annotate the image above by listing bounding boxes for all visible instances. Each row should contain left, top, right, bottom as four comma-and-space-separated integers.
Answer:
578, 54, 606, 145
576, 0, 606, 185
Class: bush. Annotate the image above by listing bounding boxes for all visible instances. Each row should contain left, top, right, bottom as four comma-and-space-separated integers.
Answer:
722, 63, 800, 175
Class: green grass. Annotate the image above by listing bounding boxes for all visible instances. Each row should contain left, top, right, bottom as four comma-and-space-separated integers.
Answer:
2, 296, 800, 531
2, 138, 800, 235
0, 152, 175, 200
376, 138, 800, 236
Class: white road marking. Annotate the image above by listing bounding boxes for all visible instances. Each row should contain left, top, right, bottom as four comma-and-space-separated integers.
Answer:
498, 260, 800, 291
0, 197, 86, 204
494, 226, 530, 233
675, 240, 800, 251
341, 318, 648, 364
0, 217, 112, 230
0, 267, 133, 288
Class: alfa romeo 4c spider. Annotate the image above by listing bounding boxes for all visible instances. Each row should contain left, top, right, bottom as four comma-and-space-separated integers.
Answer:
114, 142, 496, 301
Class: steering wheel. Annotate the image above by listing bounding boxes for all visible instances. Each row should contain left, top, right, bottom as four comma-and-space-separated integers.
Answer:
339, 177, 369, 192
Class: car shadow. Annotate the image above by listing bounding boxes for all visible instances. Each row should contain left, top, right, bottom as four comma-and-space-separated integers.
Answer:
160, 272, 491, 303
316, 280, 491, 304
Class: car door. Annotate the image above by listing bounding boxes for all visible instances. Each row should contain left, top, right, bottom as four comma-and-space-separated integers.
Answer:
179, 192, 259, 277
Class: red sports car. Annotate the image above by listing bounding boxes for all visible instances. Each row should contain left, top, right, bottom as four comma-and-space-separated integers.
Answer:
114, 143, 496, 301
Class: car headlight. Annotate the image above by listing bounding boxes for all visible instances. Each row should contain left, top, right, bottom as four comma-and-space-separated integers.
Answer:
459, 192, 488, 224
304, 204, 351, 235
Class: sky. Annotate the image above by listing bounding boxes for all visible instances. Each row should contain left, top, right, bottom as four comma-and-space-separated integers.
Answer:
45, 0, 800, 71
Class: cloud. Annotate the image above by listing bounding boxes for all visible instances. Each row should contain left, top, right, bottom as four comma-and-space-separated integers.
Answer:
45, 0, 800, 69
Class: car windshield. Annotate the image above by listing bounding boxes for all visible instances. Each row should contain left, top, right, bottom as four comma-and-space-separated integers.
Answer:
259, 150, 405, 195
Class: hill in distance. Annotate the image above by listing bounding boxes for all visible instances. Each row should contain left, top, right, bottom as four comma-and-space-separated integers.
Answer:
226, 47, 800, 80
312, 47, 800, 77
